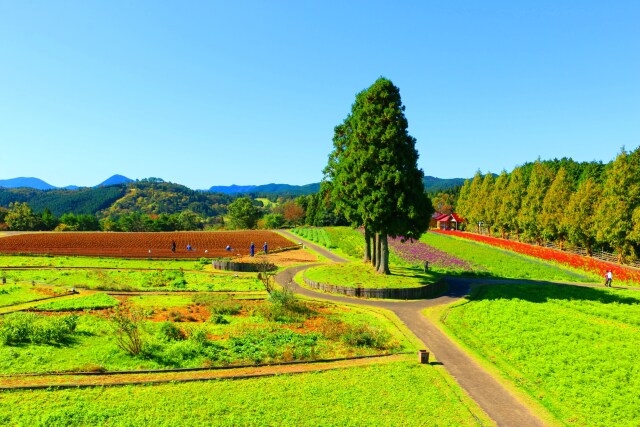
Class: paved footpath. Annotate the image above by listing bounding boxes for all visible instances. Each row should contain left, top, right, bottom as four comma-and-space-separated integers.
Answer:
277, 230, 546, 427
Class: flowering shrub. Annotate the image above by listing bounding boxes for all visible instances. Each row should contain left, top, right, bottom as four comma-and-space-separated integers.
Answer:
436, 230, 640, 285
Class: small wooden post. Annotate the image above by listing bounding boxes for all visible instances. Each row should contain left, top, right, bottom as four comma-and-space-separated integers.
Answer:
418, 349, 429, 364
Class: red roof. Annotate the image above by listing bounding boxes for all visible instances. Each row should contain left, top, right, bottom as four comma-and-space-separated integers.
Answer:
434, 213, 450, 221
451, 213, 465, 223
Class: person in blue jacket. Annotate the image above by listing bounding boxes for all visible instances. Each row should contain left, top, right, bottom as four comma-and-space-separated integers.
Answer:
250, 242, 255, 257
263, 242, 268, 254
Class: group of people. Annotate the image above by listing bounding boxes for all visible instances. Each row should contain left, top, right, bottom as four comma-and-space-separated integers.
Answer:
169, 240, 269, 256
227, 242, 268, 257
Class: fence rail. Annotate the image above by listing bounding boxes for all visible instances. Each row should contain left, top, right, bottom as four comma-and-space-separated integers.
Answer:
303, 276, 447, 300
211, 260, 276, 273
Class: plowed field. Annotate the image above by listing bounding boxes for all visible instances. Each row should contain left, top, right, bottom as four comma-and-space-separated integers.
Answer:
0, 231, 296, 258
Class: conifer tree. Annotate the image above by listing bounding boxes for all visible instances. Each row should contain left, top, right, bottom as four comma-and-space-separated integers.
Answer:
491, 171, 510, 238
596, 147, 640, 261
479, 173, 495, 234
500, 166, 527, 240
541, 167, 572, 247
519, 161, 553, 244
565, 178, 601, 256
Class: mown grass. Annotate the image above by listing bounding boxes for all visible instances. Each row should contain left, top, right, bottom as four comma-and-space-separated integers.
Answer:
437, 283, 640, 426
0, 284, 67, 307
0, 361, 491, 427
32, 293, 120, 311
0, 255, 206, 270
1, 269, 262, 292
421, 232, 597, 282
304, 263, 438, 289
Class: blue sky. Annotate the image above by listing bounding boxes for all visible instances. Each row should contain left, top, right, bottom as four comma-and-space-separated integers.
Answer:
1, 1, 638, 189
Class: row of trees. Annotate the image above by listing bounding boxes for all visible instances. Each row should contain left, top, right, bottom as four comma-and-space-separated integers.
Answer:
455, 149, 640, 261
324, 77, 433, 274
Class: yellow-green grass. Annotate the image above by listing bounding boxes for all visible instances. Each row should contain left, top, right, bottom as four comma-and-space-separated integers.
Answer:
428, 283, 640, 426
0, 255, 207, 270
1, 269, 262, 292
304, 262, 438, 289
32, 293, 119, 311
0, 360, 492, 427
0, 284, 67, 308
128, 294, 194, 308
255, 197, 277, 207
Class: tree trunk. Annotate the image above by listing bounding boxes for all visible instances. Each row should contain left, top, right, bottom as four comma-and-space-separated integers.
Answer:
372, 233, 378, 269
363, 227, 371, 263
376, 233, 391, 274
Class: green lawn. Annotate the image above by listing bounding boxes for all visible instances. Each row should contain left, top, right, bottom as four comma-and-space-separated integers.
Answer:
1, 268, 262, 292
435, 283, 640, 426
0, 361, 491, 426
421, 232, 597, 282
0, 255, 207, 270
0, 284, 67, 307
304, 263, 438, 289
32, 293, 120, 311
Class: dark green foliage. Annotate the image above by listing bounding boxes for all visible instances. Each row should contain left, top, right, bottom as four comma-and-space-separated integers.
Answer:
325, 77, 432, 273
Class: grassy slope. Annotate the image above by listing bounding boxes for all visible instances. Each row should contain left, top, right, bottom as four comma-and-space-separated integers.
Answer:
0, 255, 206, 270
421, 232, 597, 282
304, 263, 438, 289
0, 361, 492, 427
432, 284, 640, 426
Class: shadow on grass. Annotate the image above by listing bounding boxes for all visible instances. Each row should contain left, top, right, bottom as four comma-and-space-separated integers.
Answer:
464, 281, 640, 306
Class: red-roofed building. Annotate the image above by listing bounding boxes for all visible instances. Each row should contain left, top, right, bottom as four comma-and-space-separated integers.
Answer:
430, 212, 466, 230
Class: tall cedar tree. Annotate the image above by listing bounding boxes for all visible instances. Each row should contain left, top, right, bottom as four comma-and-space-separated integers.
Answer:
479, 173, 495, 234
564, 178, 601, 256
500, 166, 527, 240
519, 161, 553, 244
491, 171, 510, 238
464, 171, 484, 232
596, 148, 640, 261
541, 167, 573, 247
326, 77, 432, 274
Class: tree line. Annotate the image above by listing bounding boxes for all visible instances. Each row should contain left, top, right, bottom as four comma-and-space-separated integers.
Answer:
453, 148, 640, 262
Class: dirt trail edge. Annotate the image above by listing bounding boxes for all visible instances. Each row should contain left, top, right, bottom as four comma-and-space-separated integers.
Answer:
277, 230, 545, 427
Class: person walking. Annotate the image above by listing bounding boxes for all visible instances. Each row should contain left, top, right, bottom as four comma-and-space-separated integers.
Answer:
604, 270, 613, 287
263, 242, 268, 254
250, 242, 255, 257
171, 240, 176, 253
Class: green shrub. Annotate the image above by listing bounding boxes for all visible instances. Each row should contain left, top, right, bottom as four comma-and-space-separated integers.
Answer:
0, 312, 78, 345
229, 326, 320, 363
159, 322, 186, 341
340, 323, 396, 350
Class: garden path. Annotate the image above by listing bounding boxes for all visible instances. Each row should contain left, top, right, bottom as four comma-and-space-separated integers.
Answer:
277, 230, 545, 427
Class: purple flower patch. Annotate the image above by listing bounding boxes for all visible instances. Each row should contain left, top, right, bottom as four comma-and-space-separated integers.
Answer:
388, 236, 474, 271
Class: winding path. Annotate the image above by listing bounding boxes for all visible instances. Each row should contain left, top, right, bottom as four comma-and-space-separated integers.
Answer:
277, 230, 545, 427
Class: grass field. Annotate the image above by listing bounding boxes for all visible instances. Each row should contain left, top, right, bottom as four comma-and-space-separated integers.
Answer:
434, 283, 640, 426
0, 255, 208, 270
0, 293, 412, 374
0, 360, 492, 426
421, 232, 598, 282
0, 284, 69, 307
1, 268, 262, 292
32, 293, 120, 311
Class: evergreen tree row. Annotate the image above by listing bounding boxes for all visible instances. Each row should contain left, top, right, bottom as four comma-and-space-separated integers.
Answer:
455, 148, 640, 262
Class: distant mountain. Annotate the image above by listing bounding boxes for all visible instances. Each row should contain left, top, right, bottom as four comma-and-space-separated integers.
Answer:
96, 174, 133, 187
208, 183, 321, 196
208, 184, 258, 194
422, 176, 466, 193
0, 177, 57, 190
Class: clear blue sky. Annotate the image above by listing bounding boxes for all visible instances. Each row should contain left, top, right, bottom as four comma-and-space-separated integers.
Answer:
1, 1, 638, 189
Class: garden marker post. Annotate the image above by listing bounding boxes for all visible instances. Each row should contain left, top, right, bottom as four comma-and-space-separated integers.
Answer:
418, 350, 429, 364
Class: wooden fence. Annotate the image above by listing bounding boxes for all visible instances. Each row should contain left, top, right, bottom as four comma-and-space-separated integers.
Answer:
303, 276, 447, 300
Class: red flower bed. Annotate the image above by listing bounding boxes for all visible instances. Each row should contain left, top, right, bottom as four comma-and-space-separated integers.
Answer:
0, 231, 296, 259
435, 230, 640, 285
